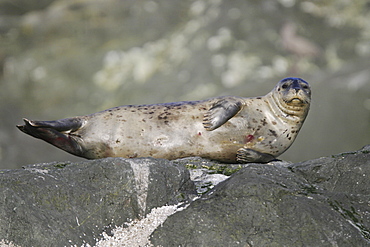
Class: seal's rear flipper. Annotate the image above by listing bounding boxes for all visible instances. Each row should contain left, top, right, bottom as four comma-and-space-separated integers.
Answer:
17, 118, 84, 157
236, 148, 275, 163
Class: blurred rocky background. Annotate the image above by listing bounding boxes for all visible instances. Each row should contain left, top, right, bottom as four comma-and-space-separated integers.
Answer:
1, 0, 369, 169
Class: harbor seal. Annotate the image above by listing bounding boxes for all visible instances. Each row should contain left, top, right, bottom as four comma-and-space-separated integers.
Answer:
17, 77, 311, 163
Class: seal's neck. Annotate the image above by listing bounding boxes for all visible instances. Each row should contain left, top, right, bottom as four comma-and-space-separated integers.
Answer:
267, 92, 307, 123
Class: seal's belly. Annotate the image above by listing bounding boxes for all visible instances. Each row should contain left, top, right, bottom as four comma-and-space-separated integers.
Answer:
78, 102, 210, 159
78, 104, 240, 162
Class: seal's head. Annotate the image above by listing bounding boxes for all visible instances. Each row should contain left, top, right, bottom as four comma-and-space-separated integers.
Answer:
271, 77, 311, 117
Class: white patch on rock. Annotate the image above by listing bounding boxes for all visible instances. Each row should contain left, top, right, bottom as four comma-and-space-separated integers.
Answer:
190, 168, 229, 194
0, 240, 21, 247
95, 203, 188, 247
127, 159, 150, 215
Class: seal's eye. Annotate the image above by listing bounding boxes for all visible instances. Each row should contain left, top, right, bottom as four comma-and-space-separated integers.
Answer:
302, 84, 309, 89
281, 84, 288, 89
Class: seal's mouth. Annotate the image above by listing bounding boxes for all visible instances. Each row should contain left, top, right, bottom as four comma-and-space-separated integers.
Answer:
288, 98, 303, 104
283, 97, 310, 109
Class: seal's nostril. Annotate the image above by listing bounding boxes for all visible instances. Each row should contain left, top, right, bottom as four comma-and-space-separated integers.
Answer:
291, 80, 301, 93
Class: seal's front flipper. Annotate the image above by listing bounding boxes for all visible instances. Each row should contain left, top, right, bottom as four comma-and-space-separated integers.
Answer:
17, 118, 84, 157
203, 98, 243, 131
236, 147, 275, 163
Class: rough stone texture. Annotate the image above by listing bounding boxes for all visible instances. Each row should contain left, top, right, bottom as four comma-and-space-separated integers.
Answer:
150, 146, 370, 246
1, 147, 370, 246
0, 157, 195, 247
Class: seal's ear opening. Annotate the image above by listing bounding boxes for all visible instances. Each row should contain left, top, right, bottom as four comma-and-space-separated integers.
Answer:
17, 118, 84, 157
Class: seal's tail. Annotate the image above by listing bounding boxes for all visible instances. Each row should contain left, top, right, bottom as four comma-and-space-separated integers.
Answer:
17, 118, 85, 157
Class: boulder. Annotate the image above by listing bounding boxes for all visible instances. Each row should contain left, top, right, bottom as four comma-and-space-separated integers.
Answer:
150, 146, 370, 246
1, 146, 370, 246
0, 157, 195, 246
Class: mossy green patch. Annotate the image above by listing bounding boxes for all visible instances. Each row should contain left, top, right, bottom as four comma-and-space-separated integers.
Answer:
299, 185, 318, 195
54, 163, 70, 169
201, 164, 242, 176
185, 164, 197, 169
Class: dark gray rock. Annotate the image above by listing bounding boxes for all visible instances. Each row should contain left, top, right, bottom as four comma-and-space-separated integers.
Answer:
150, 146, 370, 246
0, 157, 195, 247
2, 147, 370, 246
